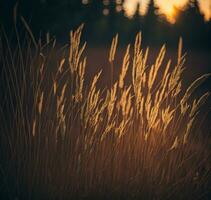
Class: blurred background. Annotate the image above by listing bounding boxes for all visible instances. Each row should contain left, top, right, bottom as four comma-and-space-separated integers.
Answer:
0, 0, 211, 91
1, 0, 211, 48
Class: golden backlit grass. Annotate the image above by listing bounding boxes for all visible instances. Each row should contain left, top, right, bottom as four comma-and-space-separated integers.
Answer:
0, 25, 210, 199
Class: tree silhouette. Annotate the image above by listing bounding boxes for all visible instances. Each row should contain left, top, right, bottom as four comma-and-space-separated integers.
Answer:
118, 0, 126, 17
0, 0, 210, 48
86, 0, 104, 38
132, 2, 142, 34
144, 0, 159, 43
114, 0, 132, 42
145, 0, 159, 25
108, 0, 117, 38
176, 0, 206, 47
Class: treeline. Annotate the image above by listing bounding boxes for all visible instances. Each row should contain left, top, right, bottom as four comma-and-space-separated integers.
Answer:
1, 0, 211, 48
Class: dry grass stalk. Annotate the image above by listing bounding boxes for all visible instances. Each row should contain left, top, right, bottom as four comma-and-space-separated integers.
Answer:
109, 34, 119, 63
119, 45, 130, 89
1, 26, 210, 200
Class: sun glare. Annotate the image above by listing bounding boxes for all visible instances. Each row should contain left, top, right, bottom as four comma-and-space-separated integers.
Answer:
164, 6, 177, 23
125, 0, 211, 22
124, 0, 182, 22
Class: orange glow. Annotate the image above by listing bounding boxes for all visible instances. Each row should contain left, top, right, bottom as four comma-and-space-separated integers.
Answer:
124, 0, 211, 21
162, 5, 178, 23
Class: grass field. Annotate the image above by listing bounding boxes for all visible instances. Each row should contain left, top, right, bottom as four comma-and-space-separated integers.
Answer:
0, 25, 211, 200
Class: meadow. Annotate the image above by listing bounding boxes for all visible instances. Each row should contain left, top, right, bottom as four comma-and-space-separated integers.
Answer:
0, 25, 211, 200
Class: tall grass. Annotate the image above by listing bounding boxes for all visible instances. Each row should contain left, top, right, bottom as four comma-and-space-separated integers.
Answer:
0, 25, 210, 200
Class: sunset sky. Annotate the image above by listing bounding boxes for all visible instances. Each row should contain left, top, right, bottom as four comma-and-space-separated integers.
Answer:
124, 0, 211, 21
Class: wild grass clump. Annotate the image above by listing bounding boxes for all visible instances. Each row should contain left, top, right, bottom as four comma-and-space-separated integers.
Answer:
0, 25, 210, 200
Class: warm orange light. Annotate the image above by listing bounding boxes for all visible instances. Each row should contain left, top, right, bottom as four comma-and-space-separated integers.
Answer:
124, 0, 181, 22
124, 0, 211, 22
164, 6, 177, 23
